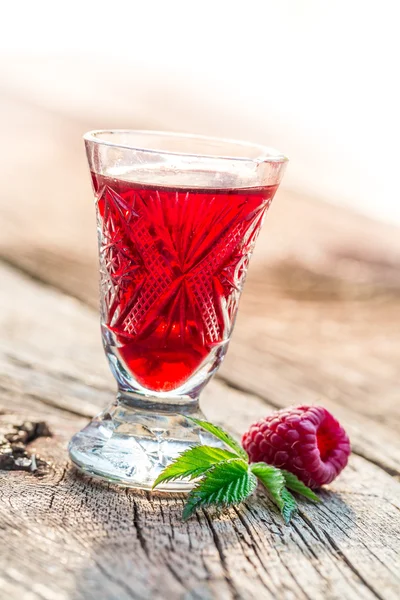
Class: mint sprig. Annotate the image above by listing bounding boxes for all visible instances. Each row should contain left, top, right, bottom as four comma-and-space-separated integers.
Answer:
187, 417, 249, 461
281, 469, 320, 502
183, 459, 257, 520
153, 446, 238, 488
153, 419, 319, 522
250, 463, 302, 523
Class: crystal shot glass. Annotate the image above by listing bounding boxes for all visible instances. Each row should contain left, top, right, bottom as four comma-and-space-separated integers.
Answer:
68, 130, 287, 490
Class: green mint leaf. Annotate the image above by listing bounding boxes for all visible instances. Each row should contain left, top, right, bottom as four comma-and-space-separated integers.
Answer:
279, 488, 298, 524
281, 470, 320, 502
250, 462, 298, 524
182, 458, 256, 520
187, 417, 248, 461
152, 446, 239, 489
250, 462, 286, 495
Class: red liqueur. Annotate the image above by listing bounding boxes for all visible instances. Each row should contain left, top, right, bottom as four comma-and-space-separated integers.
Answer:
92, 173, 277, 391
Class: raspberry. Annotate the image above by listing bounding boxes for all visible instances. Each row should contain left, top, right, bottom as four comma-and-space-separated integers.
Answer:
242, 405, 351, 488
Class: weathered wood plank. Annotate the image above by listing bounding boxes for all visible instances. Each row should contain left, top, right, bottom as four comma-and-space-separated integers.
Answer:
1, 98, 400, 473
1, 96, 399, 472
1, 263, 399, 600
1, 99, 399, 598
1, 250, 399, 477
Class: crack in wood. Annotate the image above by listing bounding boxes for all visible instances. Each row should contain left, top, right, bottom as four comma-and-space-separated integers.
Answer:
5, 351, 112, 394
349, 449, 400, 477
202, 509, 240, 600
89, 555, 142, 600
320, 502, 400, 579
131, 494, 150, 560
230, 506, 276, 597
322, 530, 386, 600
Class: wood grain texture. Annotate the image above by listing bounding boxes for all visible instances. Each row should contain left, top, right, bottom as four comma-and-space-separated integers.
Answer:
1, 263, 400, 600
1, 99, 400, 599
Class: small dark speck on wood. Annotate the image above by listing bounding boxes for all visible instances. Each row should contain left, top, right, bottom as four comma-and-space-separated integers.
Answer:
0, 419, 52, 472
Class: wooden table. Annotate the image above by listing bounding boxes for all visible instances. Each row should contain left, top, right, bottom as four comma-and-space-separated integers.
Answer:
0, 98, 399, 599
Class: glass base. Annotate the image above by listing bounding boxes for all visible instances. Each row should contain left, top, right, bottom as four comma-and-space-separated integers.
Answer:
68, 393, 222, 491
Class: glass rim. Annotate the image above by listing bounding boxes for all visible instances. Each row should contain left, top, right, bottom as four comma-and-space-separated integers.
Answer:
83, 129, 289, 164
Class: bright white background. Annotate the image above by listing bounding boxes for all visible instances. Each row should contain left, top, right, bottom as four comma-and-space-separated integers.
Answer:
1, 0, 399, 224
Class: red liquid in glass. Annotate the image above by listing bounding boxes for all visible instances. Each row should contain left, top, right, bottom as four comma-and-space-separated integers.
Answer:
92, 172, 277, 392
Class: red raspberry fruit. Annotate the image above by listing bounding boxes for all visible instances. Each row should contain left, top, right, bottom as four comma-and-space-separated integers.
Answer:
242, 405, 350, 488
